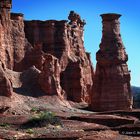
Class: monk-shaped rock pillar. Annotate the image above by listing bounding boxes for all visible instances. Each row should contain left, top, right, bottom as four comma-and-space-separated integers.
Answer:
91, 13, 133, 111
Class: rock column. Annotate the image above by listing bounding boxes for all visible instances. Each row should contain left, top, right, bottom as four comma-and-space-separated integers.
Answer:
91, 13, 132, 111
0, 0, 12, 23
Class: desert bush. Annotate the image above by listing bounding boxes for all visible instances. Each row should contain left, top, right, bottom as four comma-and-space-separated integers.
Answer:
30, 107, 39, 112
24, 111, 62, 128
0, 123, 10, 128
26, 128, 34, 134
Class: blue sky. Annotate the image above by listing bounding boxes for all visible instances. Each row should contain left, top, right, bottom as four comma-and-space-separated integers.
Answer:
12, 0, 140, 86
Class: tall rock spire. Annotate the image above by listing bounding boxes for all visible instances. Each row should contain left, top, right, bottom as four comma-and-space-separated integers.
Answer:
90, 13, 133, 111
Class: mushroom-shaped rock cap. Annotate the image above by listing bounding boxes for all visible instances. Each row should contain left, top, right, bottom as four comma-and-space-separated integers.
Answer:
100, 13, 122, 21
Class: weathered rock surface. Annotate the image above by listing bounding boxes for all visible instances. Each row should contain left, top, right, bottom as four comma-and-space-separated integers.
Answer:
0, 0, 94, 103
90, 14, 132, 111
11, 13, 32, 72
0, 1, 32, 71
39, 54, 65, 98
24, 11, 94, 102
70, 114, 137, 127
0, 61, 12, 112
0, 62, 12, 97
0, 110, 140, 139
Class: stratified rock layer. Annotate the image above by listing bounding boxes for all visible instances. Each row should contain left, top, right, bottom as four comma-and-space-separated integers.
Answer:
0, 61, 12, 97
90, 14, 132, 111
0, 1, 31, 71
24, 11, 94, 102
0, 0, 94, 104
39, 54, 65, 98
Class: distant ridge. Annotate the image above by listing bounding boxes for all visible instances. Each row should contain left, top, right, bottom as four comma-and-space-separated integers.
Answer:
131, 86, 140, 94
131, 86, 140, 108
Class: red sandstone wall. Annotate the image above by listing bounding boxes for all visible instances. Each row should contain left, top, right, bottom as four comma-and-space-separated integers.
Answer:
24, 12, 94, 102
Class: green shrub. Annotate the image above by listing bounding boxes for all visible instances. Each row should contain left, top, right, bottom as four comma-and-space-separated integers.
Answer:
26, 128, 34, 134
30, 107, 39, 112
24, 111, 61, 128
0, 123, 10, 128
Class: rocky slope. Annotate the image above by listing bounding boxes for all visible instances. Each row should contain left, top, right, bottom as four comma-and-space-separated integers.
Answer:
0, 107, 140, 139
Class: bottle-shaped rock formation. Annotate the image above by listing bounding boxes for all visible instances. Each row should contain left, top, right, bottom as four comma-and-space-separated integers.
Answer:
91, 13, 133, 111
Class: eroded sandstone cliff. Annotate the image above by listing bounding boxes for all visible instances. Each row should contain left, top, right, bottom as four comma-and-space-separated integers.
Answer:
0, 0, 94, 108
24, 11, 94, 102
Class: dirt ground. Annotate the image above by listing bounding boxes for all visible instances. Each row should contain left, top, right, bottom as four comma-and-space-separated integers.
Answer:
0, 94, 140, 140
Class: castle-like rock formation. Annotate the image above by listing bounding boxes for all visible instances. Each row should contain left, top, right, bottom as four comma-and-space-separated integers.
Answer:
0, 1, 94, 104
23, 11, 94, 102
0, 0, 132, 111
90, 14, 132, 111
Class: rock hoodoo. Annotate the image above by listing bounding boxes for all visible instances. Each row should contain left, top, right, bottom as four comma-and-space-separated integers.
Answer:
90, 14, 132, 111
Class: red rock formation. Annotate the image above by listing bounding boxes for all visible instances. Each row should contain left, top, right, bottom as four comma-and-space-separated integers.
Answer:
0, 0, 12, 24
61, 12, 93, 102
0, 0, 13, 97
24, 11, 94, 102
0, 0, 133, 111
0, 61, 12, 97
0, 0, 13, 69
90, 14, 132, 111
11, 13, 32, 72
21, 43, 44, 71
38, 54, 65, 98
0, 0, 32, 71
24, 20, 70, 71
